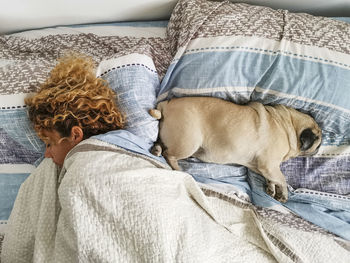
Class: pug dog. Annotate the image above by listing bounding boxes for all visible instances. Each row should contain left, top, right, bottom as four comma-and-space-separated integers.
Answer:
149, 96, 322, 203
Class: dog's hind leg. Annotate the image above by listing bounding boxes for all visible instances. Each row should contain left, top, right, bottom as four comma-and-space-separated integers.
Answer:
163, 151, 181, 170
148, 108, 164, 156
151, 141, 183, 170
151, 143, 163, 156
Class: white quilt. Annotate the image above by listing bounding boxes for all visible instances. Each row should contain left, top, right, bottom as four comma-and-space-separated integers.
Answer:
1, 139, 349, 262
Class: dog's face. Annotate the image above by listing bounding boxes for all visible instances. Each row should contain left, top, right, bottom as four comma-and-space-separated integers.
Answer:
291, 110, 322, 156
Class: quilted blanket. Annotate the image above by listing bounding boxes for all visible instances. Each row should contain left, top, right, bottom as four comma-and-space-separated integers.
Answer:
2, 138, 349, 262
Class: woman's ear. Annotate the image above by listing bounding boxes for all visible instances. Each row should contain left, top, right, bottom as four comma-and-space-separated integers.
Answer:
70, 126, 84, 145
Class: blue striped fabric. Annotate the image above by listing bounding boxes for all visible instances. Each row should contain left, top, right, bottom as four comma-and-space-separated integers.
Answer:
160, 51, 350, 138
0, 173, 30, 220
0, 109, 44, 165
101, 65, 161, 146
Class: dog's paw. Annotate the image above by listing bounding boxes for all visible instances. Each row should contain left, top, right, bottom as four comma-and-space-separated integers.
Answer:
266, 180, 288, 203
266, 181, 276, 197
151, 144, 163, 156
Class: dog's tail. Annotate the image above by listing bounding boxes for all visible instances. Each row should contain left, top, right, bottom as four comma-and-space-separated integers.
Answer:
149, 108, 162, 120
149, 101, 168, 119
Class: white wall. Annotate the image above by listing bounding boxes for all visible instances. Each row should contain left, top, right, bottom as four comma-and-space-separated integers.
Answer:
0, 0, 349, 34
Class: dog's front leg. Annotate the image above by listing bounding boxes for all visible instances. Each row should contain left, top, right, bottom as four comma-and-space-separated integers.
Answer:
260, 167, 288, 203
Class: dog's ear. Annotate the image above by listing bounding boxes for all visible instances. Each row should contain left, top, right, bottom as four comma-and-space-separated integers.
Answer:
300, 128, 318, 151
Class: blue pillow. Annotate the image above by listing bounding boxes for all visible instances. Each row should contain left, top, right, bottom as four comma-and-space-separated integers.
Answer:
97, 55, 161, 148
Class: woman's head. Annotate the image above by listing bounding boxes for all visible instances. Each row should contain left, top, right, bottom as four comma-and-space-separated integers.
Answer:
25, 54, 125, 166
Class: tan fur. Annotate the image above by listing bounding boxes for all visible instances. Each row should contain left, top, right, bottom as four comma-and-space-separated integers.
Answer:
150, 97, 322, 202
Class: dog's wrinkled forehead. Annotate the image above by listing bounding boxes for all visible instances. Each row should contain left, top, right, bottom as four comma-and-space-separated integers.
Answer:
292, 109, 319, 132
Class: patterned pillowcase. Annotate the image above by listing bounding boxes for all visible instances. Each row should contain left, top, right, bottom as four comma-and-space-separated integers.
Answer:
97, 54, 161, 147
159, 0, 350, 194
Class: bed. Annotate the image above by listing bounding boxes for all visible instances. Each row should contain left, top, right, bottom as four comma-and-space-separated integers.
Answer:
1, 0, 350, 262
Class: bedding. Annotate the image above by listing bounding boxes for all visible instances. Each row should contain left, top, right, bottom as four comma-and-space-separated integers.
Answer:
2, 138, 349, 262
1, 0, 350, 260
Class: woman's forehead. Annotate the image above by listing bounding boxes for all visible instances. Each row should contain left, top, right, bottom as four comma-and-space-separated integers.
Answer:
41, 129, 62, 141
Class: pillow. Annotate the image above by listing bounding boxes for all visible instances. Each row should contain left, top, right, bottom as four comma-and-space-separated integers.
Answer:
97, 53, 161, 147
160, 0, 350, 195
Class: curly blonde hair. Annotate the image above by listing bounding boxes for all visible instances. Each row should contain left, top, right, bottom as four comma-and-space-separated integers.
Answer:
25, 54, 125, 140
